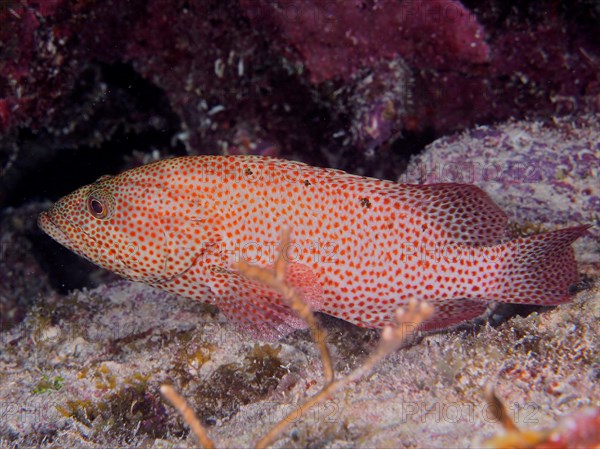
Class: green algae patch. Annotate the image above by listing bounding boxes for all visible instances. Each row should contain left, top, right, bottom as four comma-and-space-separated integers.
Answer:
32, 375, 64, 394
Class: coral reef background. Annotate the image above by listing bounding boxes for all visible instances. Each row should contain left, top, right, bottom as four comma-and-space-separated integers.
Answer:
1, 0, 599, 447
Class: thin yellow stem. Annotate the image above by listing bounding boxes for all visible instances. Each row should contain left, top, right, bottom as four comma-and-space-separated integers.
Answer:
234, 226, 334, 384
160, 384, 216, 449
254, 299, 433, 449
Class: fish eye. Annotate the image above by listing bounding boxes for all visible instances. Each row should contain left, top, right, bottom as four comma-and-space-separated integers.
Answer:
86, 190, 114, 220
87, 196, 107, 219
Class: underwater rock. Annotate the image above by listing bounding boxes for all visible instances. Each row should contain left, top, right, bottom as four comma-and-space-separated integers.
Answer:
122, 0, 328, 154
315, 57, 414, 176
3, 0, 599, 190
240, 0, 489, 83
405, 113, 600, 266
0, 0, 329, 192
408, 1, 600, 135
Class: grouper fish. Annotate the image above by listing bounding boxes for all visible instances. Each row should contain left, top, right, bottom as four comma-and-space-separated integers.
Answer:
38, 155, 588, 339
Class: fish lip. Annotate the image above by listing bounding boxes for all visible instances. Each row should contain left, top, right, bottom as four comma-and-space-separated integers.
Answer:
38, 208, 79, 250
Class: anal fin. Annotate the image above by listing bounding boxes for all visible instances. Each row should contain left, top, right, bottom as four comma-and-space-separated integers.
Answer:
421, 298, 489, 331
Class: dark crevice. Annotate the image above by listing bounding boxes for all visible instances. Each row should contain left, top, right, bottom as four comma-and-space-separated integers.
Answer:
2, 62, 185, 207
9, 62, 185, 293
28, 230, 119, 294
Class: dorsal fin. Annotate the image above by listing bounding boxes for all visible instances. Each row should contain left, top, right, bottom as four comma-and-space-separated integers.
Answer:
406, 183, 508, 246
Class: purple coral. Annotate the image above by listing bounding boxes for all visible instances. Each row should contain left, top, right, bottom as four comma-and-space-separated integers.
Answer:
405, 113, 600, 265
2, 0, 600, 186
241, 0, 490, 83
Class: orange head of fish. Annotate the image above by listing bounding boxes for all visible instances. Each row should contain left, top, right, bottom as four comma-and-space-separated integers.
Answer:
38, 168, 208, 283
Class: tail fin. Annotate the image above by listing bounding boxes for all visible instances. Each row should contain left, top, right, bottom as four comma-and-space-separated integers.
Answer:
489, 225, 590, 305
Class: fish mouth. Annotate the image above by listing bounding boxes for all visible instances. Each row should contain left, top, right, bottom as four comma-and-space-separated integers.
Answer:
38, 210, 72, 247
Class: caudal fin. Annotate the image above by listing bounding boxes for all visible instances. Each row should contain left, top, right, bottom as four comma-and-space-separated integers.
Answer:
490, 225, 589, 305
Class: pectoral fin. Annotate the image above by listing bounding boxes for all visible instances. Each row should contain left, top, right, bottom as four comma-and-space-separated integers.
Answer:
208, 263, 323, 341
